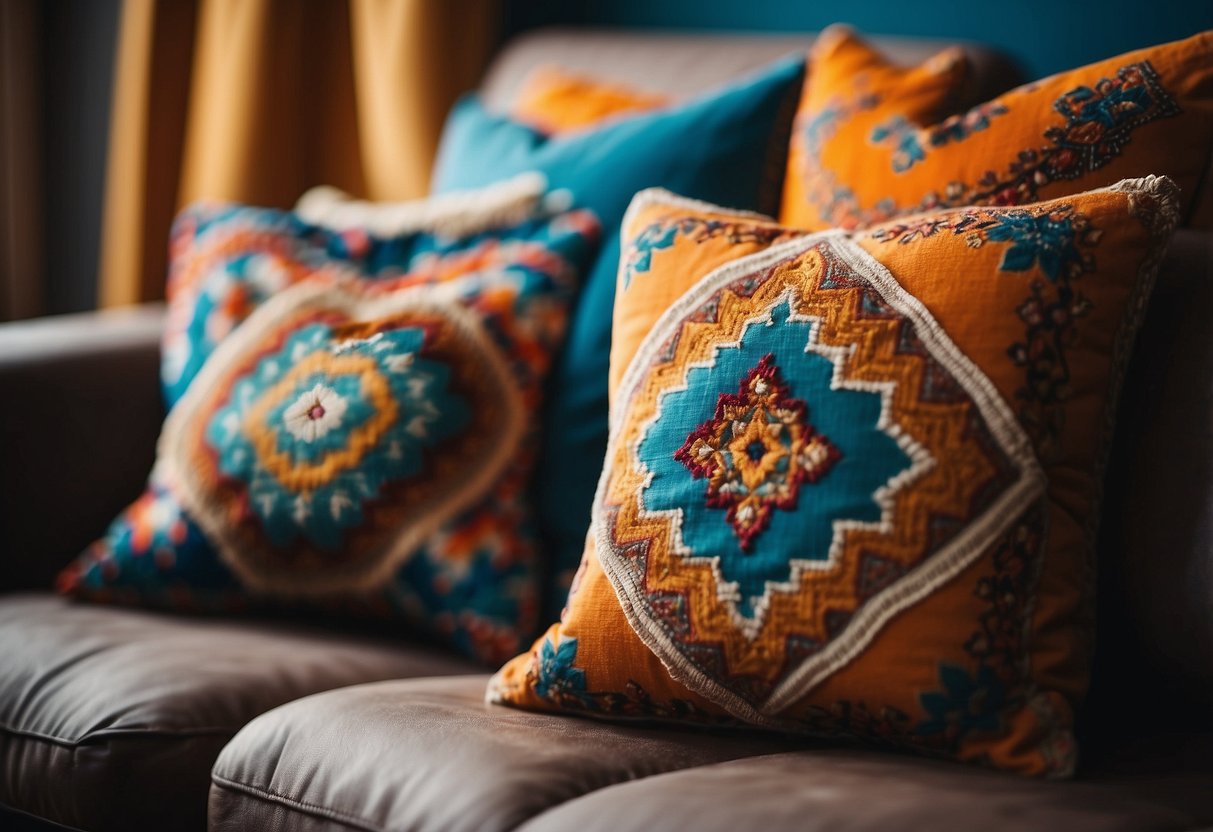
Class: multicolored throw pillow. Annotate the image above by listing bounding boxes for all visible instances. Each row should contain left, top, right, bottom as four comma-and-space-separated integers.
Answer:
489, 177, 1180, 775
432, 56, 805, 618
58, 180, 601, 664
510, 66, 670, 134
161, 173, 552, 405
781, 27, 1213, 230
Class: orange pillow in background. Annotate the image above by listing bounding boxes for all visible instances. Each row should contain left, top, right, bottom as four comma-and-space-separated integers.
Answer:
490, 176, 1179, 778
780, 27, 970, 230
510, 65, 671, 134
781, 26, 1213, 230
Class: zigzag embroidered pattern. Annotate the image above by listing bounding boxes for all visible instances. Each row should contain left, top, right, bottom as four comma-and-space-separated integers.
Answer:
596, 236, 1041, 717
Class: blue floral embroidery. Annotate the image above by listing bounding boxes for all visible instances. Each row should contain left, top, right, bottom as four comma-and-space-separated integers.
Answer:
624, 218, 790, 289
871, 102, 1009, 173
803, 102, 846, 153
867, 202, 1100, 450
869, 116, 927, 173
982, 209, 1084, 281
868, 204, 1091, 282
534, 635, 590, 704
624, 222, 680, 287
959, 61, 1178, 202
803, 60, 1177, 225
917, 663, 1008, 739
527, 634, 738, 724
913, 510, 1043, 753
931, 101, 1008, 146
798, 511, 1047, 761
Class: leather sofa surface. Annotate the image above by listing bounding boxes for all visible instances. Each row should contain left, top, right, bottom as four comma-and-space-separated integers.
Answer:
0, 596, 480, 831
209, 677, 1213, 832
208, 676, 805, 832
517, 738, 1213, 832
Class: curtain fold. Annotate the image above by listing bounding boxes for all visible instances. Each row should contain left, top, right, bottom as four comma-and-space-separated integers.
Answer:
99, 0, 197, 308
349, 0, 496, 201
176, 0, 363, 208
99, 0, 499, 308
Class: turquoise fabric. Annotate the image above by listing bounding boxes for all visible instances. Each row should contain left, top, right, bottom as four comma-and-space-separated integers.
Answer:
431, 56, 805, 613
636, 299, 911, 619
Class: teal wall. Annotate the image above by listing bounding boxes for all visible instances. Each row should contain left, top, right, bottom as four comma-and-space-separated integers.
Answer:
517, 0, 1211, 81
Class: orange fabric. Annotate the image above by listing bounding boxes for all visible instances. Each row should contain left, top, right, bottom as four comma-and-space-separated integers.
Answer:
100, 0, 497, 308
780, 28, 1213, 231
779, 26, 968, 232
491, 177, 1179, 777
510, 66, 669, 134
607, 206, 800, 400
347, 0, 496, 201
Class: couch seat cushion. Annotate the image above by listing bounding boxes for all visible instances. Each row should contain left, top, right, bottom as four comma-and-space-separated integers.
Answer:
0, 594, 479, 831
518, 738, 1213, 832
208, 676, 804, 832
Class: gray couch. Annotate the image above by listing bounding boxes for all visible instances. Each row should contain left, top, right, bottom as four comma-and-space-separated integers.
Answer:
2, 29, 1210, 832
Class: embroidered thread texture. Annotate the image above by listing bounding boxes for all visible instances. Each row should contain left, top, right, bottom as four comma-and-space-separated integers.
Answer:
674, 353, 841, 551
796, 60, 1180, 229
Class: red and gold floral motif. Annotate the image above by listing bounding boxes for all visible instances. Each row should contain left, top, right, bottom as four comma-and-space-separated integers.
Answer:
675, 354, 841, 550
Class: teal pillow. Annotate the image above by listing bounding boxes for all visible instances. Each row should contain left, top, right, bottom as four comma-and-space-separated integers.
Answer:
431, 57, 805, 612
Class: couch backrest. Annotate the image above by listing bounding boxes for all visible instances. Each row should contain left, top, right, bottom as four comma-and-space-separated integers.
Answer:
481, 27, 1023, 111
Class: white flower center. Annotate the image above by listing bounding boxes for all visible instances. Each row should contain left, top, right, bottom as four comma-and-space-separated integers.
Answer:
283, 383, 348, 443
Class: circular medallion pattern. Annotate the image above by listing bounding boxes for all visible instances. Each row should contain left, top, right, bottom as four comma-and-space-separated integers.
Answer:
159, 279, 526, 595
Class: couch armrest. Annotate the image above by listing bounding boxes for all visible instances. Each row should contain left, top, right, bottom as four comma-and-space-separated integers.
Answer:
0, 305, 165, 592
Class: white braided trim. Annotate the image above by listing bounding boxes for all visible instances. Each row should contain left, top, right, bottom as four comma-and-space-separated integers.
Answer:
294, 172, 548, 239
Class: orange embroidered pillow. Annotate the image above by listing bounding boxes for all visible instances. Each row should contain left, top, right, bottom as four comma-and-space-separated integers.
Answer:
781, 28, 1213, 230
489, 176, 1180, 777
510, 66, 670, 134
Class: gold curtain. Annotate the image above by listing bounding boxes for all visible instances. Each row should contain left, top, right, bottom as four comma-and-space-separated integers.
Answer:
99, 0, 498, 308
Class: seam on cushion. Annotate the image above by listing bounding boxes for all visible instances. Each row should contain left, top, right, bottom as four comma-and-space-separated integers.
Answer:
0, 720, 238, 749
210, 773, 386, 832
